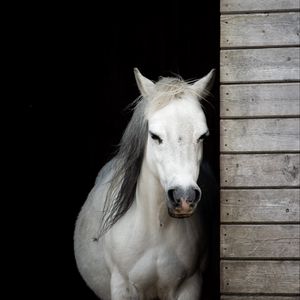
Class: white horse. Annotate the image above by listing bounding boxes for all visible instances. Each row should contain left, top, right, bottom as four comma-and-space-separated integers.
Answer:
74, 68, 215, 300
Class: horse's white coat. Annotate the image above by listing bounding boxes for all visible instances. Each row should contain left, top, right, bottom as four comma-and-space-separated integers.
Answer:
74, 69, 215, 299
146, 98, 208, 193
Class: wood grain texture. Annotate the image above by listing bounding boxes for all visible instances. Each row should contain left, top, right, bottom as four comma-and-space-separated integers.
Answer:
220, 48, 300, 83
220, 189, 300, 222
221, 260, 300, 294
221, 225, 300, 258
220, 83, 300, 118
221, 13, 300, 48
220, 154, 300, 187
221, 0, 300, 13
221, 296, 300, 300
220, 2, 300, 296
220, 118, 300, 152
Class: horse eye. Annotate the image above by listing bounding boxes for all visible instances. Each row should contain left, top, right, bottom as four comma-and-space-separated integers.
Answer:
150, 132, 163, 144
197, 131, 209, 143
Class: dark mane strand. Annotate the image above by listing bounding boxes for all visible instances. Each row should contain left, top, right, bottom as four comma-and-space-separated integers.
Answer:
99, 99, 148, 235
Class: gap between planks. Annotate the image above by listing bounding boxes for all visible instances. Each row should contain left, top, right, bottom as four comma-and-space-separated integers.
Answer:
220, 80, 300, 85
220, 151, 300, 155
220, 186, 300, 190
221, 258, 300, 262
220, 115, 300, 120
221, 293, 300, 297
221, 45, 300, 50
221, 222, 300, 225
221, 9, 300, 15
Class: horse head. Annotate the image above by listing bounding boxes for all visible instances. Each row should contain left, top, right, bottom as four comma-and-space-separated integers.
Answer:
134, 68, 215, 218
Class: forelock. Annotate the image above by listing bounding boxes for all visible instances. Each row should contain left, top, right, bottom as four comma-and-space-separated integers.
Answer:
145, 77, 195, 117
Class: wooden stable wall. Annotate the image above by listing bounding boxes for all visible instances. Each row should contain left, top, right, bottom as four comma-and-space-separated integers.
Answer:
220, 0, 300, 299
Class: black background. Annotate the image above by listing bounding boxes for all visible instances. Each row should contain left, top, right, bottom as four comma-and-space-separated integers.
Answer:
20, 1, 219, 298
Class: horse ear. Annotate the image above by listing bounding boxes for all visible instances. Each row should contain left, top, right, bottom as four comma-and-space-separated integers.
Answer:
192, 69, 216, 97
134, 68, 155, 98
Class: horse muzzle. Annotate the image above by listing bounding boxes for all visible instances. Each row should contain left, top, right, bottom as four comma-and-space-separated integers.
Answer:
167, 186, 201, 218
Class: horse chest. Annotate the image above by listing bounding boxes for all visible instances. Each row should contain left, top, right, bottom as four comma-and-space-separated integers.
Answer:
107, 223, 199, 293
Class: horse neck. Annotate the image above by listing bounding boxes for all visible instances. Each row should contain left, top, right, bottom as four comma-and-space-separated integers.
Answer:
135, 159, 169, 227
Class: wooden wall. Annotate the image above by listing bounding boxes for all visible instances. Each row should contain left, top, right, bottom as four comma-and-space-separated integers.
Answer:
220, 1, 300, 299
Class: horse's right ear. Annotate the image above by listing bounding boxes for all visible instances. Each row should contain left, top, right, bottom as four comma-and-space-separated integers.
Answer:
192, 69, 216, 97
134, 68, 155, 98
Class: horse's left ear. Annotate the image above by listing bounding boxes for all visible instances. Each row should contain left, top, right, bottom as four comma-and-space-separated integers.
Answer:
192, 69, 216, 97
134, 68, 155, 98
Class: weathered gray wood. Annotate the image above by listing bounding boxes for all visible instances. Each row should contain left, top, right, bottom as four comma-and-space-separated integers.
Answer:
221, 296, 300, 300
221, 13, 300, 48
221, 189, 300, 222
221, 154, 300, 187
220, 118, 300, 152
221, 260, 300, 294
221, 0, 300, 13
220, 48, 300, 83
221, 225, 300, 258
220, 1, 300, 296
220, 83, 300, 118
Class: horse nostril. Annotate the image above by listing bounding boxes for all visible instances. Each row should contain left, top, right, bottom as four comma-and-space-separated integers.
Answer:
194, 189, 201, 202
185, 187, 201, 203
167, 189, 179, 205
168, 187, 201, 206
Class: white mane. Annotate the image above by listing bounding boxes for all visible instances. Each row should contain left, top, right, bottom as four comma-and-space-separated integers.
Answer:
145, 76, 200, 117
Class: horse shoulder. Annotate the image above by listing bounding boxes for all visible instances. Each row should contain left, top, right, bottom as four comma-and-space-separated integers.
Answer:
74, 159, 118, 299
